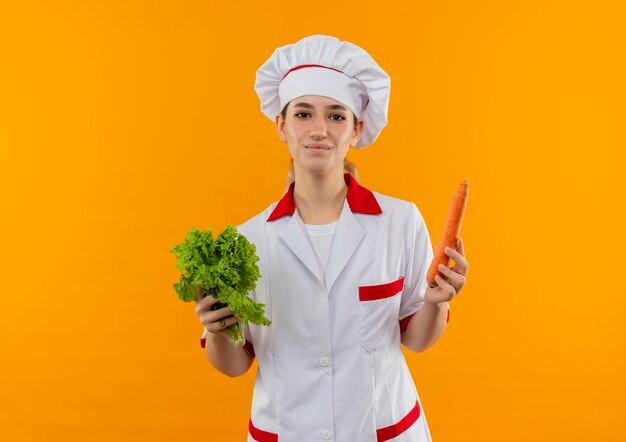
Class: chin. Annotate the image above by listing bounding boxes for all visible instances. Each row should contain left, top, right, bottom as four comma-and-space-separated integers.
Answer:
304, 164, 343, 176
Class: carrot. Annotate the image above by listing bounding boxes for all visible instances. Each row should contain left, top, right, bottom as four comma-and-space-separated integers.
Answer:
427, 179, 469, 288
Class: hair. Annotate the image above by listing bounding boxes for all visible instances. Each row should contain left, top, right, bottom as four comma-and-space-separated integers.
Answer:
281, 101, 361, 193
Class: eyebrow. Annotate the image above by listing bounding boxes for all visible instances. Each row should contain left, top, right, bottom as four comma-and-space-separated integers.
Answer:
292, 102, 348, 111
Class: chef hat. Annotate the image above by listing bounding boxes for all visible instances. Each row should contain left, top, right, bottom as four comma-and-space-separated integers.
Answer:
254, 35, 391, 149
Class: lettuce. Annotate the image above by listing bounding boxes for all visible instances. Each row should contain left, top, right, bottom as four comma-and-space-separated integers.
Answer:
170, 225, 271, 347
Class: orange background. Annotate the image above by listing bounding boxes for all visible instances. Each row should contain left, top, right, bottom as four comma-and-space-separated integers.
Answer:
1, 1, 624, 441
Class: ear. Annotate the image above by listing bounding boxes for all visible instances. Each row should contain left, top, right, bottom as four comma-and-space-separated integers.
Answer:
350, 119, 364, 147
275, 113, 287, 143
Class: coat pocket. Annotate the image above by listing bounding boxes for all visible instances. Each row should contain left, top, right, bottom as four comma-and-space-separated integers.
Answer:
359, 276, 405, 301
358, 276, 404, 351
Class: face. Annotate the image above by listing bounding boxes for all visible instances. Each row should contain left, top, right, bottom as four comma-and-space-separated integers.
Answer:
275, 95, 364, 177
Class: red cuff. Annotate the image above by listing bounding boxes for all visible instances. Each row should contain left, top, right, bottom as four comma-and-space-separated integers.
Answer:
242, 340, 255, 359
399, 313, 416, 333
200, 338, 206, 348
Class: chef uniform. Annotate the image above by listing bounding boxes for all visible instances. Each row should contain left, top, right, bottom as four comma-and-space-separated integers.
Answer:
200, 35, 450, 441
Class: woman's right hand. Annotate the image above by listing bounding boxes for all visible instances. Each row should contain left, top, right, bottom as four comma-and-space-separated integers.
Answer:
194, 286, 241, 335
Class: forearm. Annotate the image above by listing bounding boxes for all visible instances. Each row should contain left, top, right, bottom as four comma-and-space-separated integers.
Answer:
204, 332, 254, 377
401, 301, 449, 352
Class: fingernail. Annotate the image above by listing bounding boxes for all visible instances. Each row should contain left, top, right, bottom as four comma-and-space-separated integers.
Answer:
438, 264, 445, 270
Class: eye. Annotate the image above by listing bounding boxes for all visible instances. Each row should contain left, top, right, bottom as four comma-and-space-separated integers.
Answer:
330, 114, 346, 121
294, 112, 309, 118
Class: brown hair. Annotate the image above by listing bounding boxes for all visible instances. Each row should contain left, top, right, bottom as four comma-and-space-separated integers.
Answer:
281, 101, 361, 193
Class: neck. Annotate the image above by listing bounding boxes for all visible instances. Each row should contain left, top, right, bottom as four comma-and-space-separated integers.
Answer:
292, 165, 348, 224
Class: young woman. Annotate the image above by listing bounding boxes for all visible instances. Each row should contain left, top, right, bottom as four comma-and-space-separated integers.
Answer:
195, 35, 468, 442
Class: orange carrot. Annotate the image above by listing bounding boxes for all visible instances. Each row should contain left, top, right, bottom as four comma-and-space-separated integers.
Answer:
427, 179, 469, 288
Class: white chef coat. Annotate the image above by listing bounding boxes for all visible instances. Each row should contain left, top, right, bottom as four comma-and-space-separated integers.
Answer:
201, 173, 446, 441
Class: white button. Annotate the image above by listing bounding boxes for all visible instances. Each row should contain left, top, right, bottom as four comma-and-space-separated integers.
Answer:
319, 357, 330, 367
321, 430, 332, 440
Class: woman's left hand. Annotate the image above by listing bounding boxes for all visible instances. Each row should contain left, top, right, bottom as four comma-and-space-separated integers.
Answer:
424, 238, 468, 304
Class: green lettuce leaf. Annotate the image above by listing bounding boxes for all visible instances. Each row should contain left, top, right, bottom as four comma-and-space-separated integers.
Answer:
170, 225, 271, 347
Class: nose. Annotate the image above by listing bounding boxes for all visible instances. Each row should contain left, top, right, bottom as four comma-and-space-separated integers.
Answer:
309, 114, 327, 139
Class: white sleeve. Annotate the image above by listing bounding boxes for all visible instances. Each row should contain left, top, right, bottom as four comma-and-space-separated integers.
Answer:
399, 203, 434, 321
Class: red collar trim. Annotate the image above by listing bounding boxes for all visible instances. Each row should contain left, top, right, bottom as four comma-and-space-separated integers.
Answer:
266, 173, 382, 222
